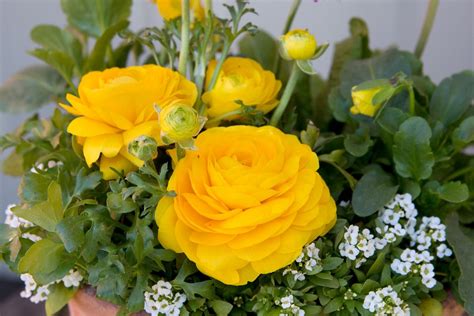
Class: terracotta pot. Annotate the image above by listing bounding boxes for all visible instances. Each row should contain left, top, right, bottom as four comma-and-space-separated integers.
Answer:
68, 286, 146, 316
68, 287, 467, 316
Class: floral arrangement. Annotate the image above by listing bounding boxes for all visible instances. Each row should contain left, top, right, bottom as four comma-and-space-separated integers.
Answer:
0, 0, 473, 315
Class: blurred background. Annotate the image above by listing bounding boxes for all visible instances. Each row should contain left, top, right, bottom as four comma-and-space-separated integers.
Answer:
0, 0, 472, 314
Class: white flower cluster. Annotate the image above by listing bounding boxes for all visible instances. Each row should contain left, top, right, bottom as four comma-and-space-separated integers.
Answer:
4, 204, 42, 242
338, 225, 387, 268
408, 216, 452, 258
20, 269, 84, 304
362, 286, 410, 316
377, 193, 418, 242
30, 161, 63, 173
276, 294, 305, 316
283, 243, 321, 281
391, 249, 437, 288
144, 280, 186, 316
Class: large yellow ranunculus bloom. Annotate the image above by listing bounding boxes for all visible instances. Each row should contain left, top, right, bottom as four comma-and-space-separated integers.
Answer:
154, 0, 204, 21
60, 65, 197, 180
350, 87, 383, 117
202, 57, 282, 121
155, 125, 336, 285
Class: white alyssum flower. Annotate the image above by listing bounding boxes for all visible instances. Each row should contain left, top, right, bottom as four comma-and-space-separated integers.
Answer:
284, 242, 322, 282
277, 294, 305, 316
62, 270, 84, 288
339, 225, 382, 265
362, 286, 410, 315
436, 243, 453, 258
390, 248, 437, 289
377, 194, 418, 242
20, 270, 84, 304
30, 161, 63, 173
144, 280, 186, 316
4, 204, 42, 242
409, 215, 451, 258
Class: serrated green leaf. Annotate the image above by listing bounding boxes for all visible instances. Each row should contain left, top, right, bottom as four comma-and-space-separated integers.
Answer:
73, 168, 102, 197
18, 238, 75, 284
0, 65, 64, 113
60, 0, 132, 38
31, 24, 82, 66
352, 166, 399, 217
127, 269, 148, 312
1, 150, 24, 176
14, 181, 64, 232
56, 215, 87, 252
393, 116, 434, 180
429, 70, 474, 126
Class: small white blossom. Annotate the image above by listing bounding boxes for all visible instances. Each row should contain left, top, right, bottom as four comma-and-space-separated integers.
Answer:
280, 295, 294, 309
277, 294, 305, 316
363, 286, 409, 315
436, 244, 453, 258
19, 274, 50, 304
61, 270, 84, 288
144, 280, 186, 316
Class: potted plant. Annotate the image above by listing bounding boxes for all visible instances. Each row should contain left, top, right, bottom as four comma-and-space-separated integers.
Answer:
0, 0, 472, 315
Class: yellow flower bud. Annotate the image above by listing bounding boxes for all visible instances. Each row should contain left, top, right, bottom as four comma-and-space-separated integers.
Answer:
159, 104, 205, 143
350, 87, 383, 117
280, 29, 317, 60
154, 0, 204, 21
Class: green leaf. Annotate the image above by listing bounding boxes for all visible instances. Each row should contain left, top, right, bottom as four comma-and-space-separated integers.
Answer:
209, 300, 233, 315
322, 257, 344, 271
429, 71, 474, 126
60, 0, 132, 38
377, 107, 409, 135
452, 116, 474, 149
344, 126, 373, 157
446, 213, 474, 315
1, 150, 24, 176
393, 117, 434, 180
296, 60, 317, 75
323, 297, 344, 314
56, 216, 87, 252
14, 181, 64, 232
45, 283, 77, 316
352, 166, 399, 217
18, 238, 74, 284
328, 88, 351, 122
0, 65, 64, 113
19, 172, 52, 203
238, 30, 277, 71
436, 181, 469, 203
0, 224, 16, 246
30, 49, 75, 85
127, 269, 148, 312
85, 20, 130, 71
31, 24, 82, 66
73, 169, 102, 196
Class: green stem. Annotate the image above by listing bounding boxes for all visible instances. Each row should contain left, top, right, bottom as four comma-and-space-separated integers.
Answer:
273, 0, 302, 74
270, 63, 300, 126
178, 0, 191, 76
407, 84, 416, 115
444, 166, 474, 182
414, 0, 439, 58
206, 108, 242, 125
206, 40, 231, 91
177, 144, 186, 160
204, 0, 212, 18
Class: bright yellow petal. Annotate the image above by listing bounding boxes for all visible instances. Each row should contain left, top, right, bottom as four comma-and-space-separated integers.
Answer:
156, 196, 182, 253
99, 154, 137, 180
68, 117, 120, 137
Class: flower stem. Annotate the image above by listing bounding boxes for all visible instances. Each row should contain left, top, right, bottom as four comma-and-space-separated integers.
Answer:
414, 0, 439, 59
273, 0, 302, 74
206, 108, 242, 125
206, 40, 231, 91
407, 84, 415, 115
204, 0, 212, 18
270, 63, 300, 126
178, 0, 191, 76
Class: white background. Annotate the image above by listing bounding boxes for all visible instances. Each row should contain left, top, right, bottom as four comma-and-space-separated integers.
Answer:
0, 0, 473, 215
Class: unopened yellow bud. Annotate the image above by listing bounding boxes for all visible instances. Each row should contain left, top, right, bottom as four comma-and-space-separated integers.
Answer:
159, 104, 205, 143
280, 29, 317, 60
350, 87, 383, 117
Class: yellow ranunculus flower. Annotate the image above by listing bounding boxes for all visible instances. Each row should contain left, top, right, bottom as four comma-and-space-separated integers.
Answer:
60, 65, 197, 180
281, 29, 317, 60
155, 125, 336, 285
154, 0, 204, 21
202, 57, 282, 121
350, 87, 383, 117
